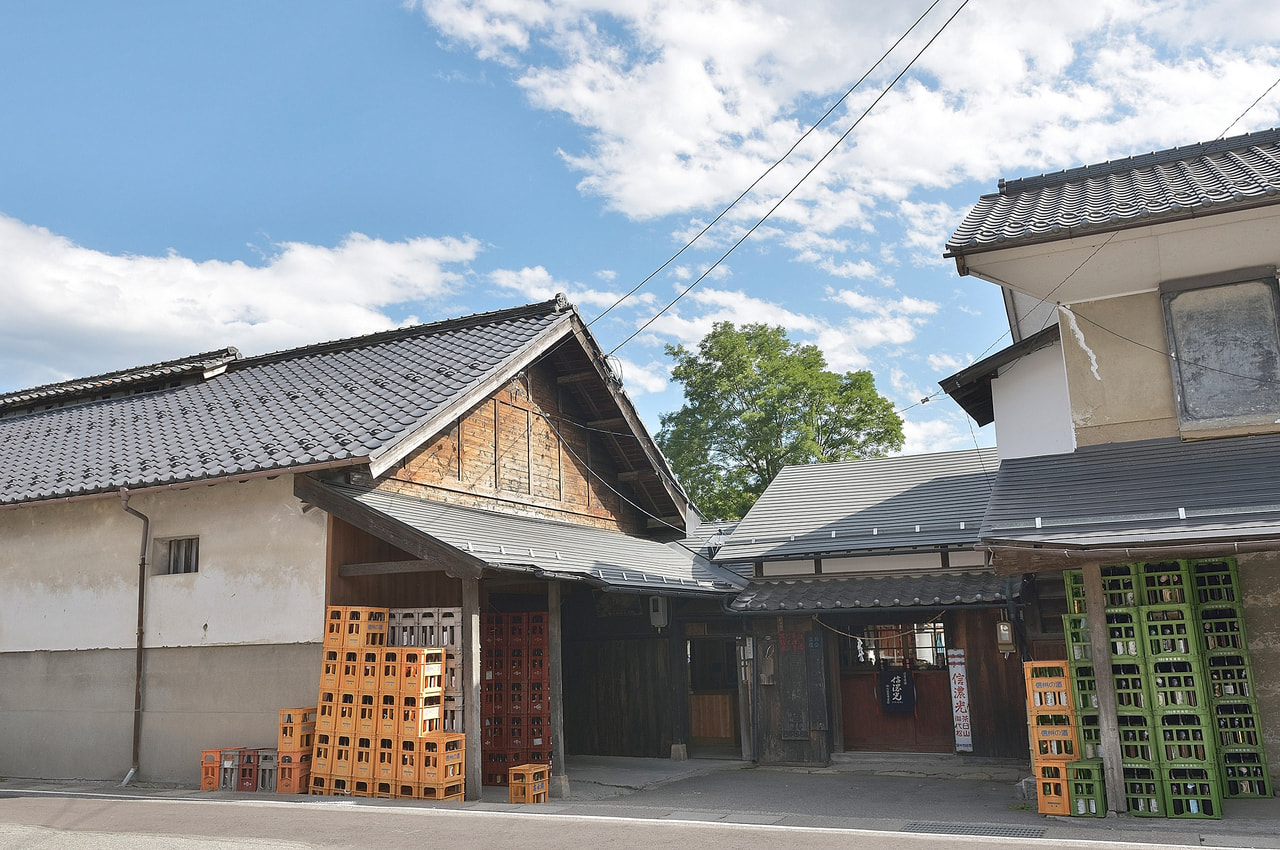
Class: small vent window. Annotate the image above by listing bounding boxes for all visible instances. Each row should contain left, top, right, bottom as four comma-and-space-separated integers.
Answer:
166, 537, 200, 574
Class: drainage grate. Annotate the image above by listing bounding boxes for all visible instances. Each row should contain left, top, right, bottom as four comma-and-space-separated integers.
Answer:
901, 822, 1047, 839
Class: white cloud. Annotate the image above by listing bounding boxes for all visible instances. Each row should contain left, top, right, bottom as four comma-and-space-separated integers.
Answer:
0, 214, 480, 389
611, 356, 668, 395
899, 415, 991, 455
415, 0, 1280, 283
928, 352, 965, 373
487, 264, 628, 309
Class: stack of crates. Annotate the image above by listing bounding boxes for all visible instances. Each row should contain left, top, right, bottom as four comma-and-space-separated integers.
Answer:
1063, 559, 1272, 819
389, 607, 463, 732
1025, 661, 1080, 815
310, 605, 465, 800
1139, 560, 1219, 818
481, 612, 551, 786
276, 707, 316, 794
1192, 559, 1271, 800
199, 746, 279, 793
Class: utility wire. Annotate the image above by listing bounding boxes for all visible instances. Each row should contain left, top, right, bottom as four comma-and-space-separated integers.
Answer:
607, 0, 974, 357
584, 0, 950, 330
1219, 72, 1280, 139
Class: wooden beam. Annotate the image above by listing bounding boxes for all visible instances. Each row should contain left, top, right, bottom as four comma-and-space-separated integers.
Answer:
556, 371, 596, 385
618, 469, 658, 482
586, 417, 627, 430
463, 577, 482, 802
1082, 561, 1127, 815
646, 516, 684, 529
548, 581, 570, 798
337, 559, 449, 577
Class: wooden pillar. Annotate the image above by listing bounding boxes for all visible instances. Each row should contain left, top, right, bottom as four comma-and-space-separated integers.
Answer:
670, 623, 688, 760
1081, 561, 1127, 814
548, 580, 570, 798
462, 577, 482, 802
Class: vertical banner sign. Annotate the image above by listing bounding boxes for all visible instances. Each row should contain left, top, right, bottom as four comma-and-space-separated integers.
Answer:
778, 631, 810, 740
947, 649, 974, 752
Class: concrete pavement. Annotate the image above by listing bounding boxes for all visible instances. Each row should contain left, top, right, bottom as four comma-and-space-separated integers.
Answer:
3, 753, 1280, 848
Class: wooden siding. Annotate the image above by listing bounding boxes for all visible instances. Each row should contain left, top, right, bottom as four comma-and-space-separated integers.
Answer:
378, 363, 643, 533
751, 616, 832, 765
325, 516, 462, 609
945, 608, 1029, 759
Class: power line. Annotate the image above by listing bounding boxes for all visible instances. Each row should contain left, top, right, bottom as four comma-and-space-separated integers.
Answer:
583, 0, 951, 330
1219, 72, 1280, 139
607, 0, 975, 357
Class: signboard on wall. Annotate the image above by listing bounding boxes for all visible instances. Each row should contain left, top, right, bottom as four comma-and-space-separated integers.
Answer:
778, 631, 811, 739
947, 648, 974, 752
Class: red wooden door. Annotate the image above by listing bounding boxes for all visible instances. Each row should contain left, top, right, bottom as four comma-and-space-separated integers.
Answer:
840, 670, 954, 753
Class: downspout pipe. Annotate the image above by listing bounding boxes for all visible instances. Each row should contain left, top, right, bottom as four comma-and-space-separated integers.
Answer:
119, 488, 150, 786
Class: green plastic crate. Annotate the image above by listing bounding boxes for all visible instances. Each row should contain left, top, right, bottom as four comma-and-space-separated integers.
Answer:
1190, 558, 1240, 607
1161, 764, 1222, 818
1122, 763, 1166, 816
1220, 748, 1272, 798
1140, 560, 1191, 606
1067, 759, 1107, 817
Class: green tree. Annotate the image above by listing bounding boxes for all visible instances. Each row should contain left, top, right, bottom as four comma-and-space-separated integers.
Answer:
658, 322, 904, 520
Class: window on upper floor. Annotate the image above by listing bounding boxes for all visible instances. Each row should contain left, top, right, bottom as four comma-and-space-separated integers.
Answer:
163, 536, 200, 574
1162, 267, 1280, 433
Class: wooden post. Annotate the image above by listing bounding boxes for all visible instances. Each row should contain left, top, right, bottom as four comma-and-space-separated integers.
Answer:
1081, 561, 1127, 814
548, 580, 570, 798
670, 622, 688, 760
462, 577, 482, 802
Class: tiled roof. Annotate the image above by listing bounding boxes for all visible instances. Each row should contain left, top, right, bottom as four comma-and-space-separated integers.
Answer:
0, 299, 572, 506
0, 348, 241, 414
980, 434, 1280, 548
947, 127, 1280, 255
729, 570, 1012, 613
325, 481, 744, 595
714, 448, 998, 562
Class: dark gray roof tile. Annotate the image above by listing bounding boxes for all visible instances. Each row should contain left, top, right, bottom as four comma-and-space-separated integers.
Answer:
948, 128, 1280, 255
730, 570, 1012, 612
0, 299, 571, 506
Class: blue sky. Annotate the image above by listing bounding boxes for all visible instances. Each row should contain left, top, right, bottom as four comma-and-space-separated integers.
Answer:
2, 1, 1279, 454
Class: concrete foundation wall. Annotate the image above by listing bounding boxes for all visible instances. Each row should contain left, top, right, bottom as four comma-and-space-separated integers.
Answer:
0, 642, 322, 783
1238, 552, 1280, 778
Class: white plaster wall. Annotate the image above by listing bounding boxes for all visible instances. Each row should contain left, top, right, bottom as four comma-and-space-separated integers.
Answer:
991, 339, 1076, 459
822, 553, 944, 573
0, 474, 327, 653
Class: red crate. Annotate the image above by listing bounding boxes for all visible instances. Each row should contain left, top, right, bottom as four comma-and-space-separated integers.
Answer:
482, 715, 505, 750
508, 647, 526, 680
527, 613, 548, 648
483, 614, 506, 645
507, 614, 526, 646
528, 647, 547, 683
483, 681, 505, 715
507, 715, 526, 749
507, 681, 525, 716
528, 714, 550, 749
483, 646, 505, 682
483, 750, 511, 786
324, 606, 346, 647
527, 681, 546, 714
237, 763, 259, 792
525, 749, 551, 765
238, 748, 260, 767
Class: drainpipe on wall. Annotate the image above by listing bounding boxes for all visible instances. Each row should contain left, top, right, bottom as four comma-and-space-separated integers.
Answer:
119, 488, 150, 787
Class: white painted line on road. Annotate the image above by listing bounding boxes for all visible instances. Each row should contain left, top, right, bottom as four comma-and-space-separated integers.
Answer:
0, 789, 1249, 849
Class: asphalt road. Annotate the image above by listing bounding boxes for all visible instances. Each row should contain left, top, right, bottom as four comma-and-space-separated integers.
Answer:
0, 794, 1245, 850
